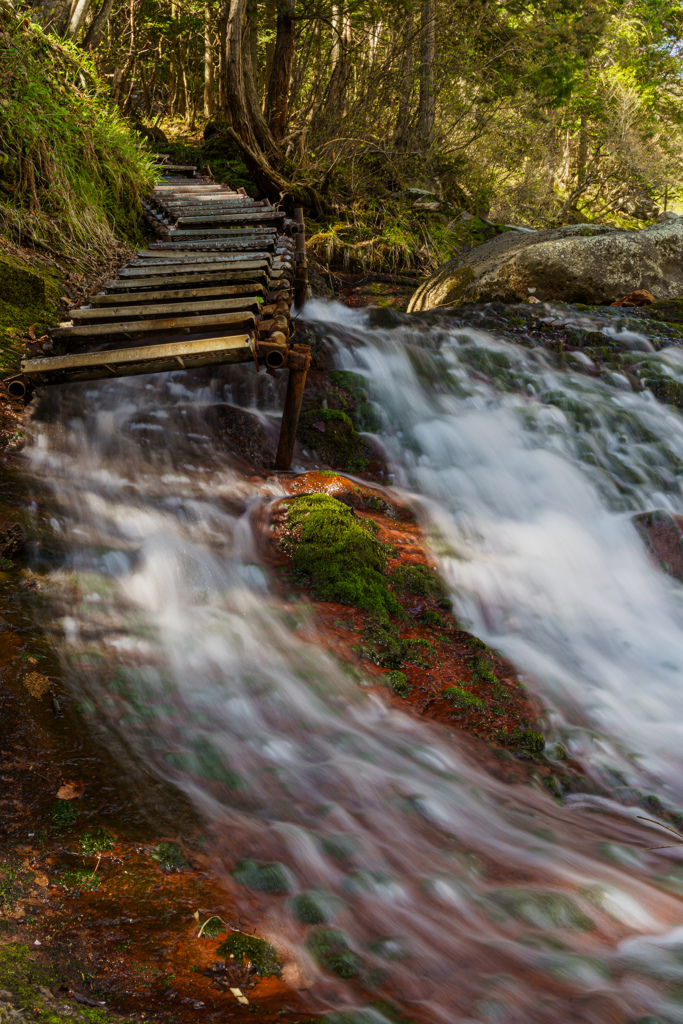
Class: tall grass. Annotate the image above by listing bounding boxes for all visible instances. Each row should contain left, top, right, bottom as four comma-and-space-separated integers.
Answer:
0, 0, 157, 263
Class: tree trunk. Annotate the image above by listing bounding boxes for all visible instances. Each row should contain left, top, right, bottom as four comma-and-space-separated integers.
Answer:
66, 0, 93, 39
417, 0, 435, 148
82, 0, 115, 48
218, 0, 230, 116
265, 0, 295, 140
204, 0, 214, 117
393, 14, 413, 147
262, 0, 276, 108
224, 0, 279, 163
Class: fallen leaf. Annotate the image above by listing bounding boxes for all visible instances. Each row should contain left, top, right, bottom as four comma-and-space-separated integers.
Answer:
56, 779, 84, 800
28, 324, 36, 340
23, 671, 50, 698
33, 874, 49, 887
610, 289, 656, 307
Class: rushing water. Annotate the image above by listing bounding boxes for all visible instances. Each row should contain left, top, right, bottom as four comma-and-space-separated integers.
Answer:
23, 300, 683, 1023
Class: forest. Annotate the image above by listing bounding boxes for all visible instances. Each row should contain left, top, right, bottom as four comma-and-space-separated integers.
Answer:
3, 0, 683, 275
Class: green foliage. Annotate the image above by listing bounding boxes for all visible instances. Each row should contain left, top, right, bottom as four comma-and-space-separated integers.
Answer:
298, 409, 369, 472
443, 685, 486, 713
285, 493, 402, 619
149, 842, 189, 872
385, 670, 410, 697
0, 1, 156, 260
306, 929, 363, 979
78, 827, 114, 856
418, 610, 448, 628
197, 916, 227, 938
232, 858, 295, 893
216, 932, 283, 977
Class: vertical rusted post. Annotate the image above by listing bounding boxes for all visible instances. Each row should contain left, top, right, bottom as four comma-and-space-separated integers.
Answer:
274, 344, 311, 470
293, 206, 308, 311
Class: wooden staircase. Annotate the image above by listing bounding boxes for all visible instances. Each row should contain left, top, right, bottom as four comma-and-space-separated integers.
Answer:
4, 163, 310, 470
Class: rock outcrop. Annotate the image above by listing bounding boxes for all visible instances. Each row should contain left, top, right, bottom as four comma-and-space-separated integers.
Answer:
408, 215, 683, 311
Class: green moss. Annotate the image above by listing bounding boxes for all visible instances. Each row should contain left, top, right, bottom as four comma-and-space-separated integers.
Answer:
418, 610, 448, 627
0, 251, 63, 372
298, 409, 369, 471
149, 842, 189, 872
385, 670, 410, 697
359, 621, 434, 669
471, 655, 497, 684
503, 729, 545, 753
59, 867, 100, 892
389, 564, 445, 598
642, 376, 683, 408
78, 827, 114, 856
285, 494, 401, 619
216, 932, 282, 977
232, 858, 295, 893
50, 801, 80, 828
442, 685, 486, 712
291, 889, 343, 924
306, 929, 362, 979
328, 370, 368, 401
197, 916, 227, 938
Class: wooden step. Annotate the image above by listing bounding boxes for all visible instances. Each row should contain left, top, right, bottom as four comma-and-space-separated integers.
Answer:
102, 269, 271, 291
90, 283, 266, 305
174, 211, 284, 226
170, 225, 276, 237
51, 310, 256, 341
22, 334, 255, 384
68, 296, 262, 323
123, 257, 272, 273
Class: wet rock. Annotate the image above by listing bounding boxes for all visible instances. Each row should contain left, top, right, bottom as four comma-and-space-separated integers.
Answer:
294, 321, 335, 370
409, 217, 683, 309
297, 409, 369, 472
205, 403, 276, 469
0, 522, 25, 560
643, 377, 683, 407
632, 509, 683, 579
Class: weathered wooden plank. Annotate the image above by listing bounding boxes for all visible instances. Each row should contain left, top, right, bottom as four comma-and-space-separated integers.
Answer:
171, 225, 276, 237
124, 256, 272, 271
51, 310, 256, 340
68, 296, 261, 322
22, 334, 255, 384
102, 270, 270, 290
90, 283, 265, 305
174, 211, 284, 226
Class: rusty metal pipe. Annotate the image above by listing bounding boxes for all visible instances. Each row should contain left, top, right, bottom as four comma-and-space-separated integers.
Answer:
274, 344, 311, 470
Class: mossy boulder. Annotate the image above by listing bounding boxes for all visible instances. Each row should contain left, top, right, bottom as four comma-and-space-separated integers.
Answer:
216, 932, 282, 976
298, 408, 369, 472
0, 251, 62, 373
284, 493, 401, 618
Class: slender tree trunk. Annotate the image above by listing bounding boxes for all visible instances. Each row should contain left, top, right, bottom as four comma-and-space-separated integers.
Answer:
265, 0, 295, 140
417, 0, 435, 148
218, 0, 230, 116
262, 0, 276, 108
82, 0, 114, 48
393, 15, 413, 147
66, 0, 93, 39
204, 0, 215, 117
140, 62, 151, 115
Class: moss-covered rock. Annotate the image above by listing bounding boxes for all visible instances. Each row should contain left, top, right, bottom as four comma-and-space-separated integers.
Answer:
0, 251, 62, 373
443, 684, 486, 712
284, 493, 402, 618
216, 932, 282, 977
298, 409, 369, 472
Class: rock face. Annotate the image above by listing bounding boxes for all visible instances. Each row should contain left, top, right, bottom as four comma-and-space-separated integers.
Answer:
408, 215, 683, 311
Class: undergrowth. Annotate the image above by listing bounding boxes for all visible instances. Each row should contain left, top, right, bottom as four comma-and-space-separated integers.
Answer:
0, 0, 156, 262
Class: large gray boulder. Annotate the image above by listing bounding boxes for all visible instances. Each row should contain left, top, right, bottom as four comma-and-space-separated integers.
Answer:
407, 215, 683, 311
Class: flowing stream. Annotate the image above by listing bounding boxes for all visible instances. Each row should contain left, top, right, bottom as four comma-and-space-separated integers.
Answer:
22, 299, 683, 1023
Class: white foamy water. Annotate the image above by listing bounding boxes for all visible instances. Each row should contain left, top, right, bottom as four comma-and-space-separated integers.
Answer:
23, 302, 683, 1023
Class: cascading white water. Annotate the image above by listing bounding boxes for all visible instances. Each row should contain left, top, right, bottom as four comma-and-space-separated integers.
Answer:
24, 300, 683, 1024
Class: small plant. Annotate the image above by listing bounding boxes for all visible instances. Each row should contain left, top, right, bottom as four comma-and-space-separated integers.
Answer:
78, 827, 114, 856
385, 670, 410, 697
232, 859, 295, 893
443, 685, 486, 712
0, 558, 13, 570
216, 932, 282, 976
150, 842, 189, 872
360, 621, 435, 669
